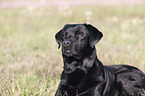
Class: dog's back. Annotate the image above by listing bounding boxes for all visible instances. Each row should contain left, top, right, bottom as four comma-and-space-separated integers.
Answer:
106, 65, 145, 95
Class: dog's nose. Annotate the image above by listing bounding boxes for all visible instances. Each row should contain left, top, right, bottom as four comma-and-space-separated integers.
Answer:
62, 40, 71, 47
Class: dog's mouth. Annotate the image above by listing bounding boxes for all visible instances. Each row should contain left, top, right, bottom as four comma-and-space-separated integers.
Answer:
63, 49, 81, 59
63, 50, 73, 57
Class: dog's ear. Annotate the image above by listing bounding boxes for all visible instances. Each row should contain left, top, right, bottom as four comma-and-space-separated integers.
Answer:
55, 29, 63, 49
84, 24, 103, 48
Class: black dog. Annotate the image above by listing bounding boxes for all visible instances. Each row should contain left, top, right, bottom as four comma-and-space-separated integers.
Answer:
55, 24, 145, 96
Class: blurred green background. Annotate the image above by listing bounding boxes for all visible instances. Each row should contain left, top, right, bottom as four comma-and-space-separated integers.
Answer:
0, 0, 145, 95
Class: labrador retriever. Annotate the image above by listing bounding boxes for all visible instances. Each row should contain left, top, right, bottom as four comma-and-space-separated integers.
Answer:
55, 23, 145, 96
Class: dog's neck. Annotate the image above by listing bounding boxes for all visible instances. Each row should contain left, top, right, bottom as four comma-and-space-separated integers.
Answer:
63, 48, 96, 73
62, 48, 103, 87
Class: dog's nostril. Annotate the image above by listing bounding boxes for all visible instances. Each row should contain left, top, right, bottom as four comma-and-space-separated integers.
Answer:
63, 41, 71, 46
66, 41, 70, 45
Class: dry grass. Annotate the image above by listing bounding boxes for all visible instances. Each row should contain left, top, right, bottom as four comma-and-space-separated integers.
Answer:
0, 4, 145, 95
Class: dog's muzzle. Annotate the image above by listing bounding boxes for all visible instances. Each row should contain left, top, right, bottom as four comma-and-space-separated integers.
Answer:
62, 40, 73, 56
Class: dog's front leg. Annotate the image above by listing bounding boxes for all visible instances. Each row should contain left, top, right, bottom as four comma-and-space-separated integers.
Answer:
55, 84, 69, 96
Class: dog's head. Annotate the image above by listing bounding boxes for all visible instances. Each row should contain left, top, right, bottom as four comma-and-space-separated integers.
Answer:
55, 24, 103, 58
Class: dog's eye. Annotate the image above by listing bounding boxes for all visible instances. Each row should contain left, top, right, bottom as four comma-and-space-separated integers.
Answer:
78, 34, 82, 37
76, 33, 83, 38
62, 35, 65, 38
62, 34, 66, 38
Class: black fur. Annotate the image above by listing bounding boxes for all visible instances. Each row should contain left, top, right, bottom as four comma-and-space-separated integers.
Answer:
55, 23, 145, 96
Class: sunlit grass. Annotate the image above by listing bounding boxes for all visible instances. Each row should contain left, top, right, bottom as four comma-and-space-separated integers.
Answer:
0, 4, 145, 95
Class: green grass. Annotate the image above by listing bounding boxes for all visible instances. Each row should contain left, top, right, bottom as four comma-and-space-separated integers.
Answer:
0, 4, 145, 95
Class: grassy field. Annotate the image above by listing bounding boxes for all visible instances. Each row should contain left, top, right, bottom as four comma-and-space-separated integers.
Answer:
0, 3, 145, 96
